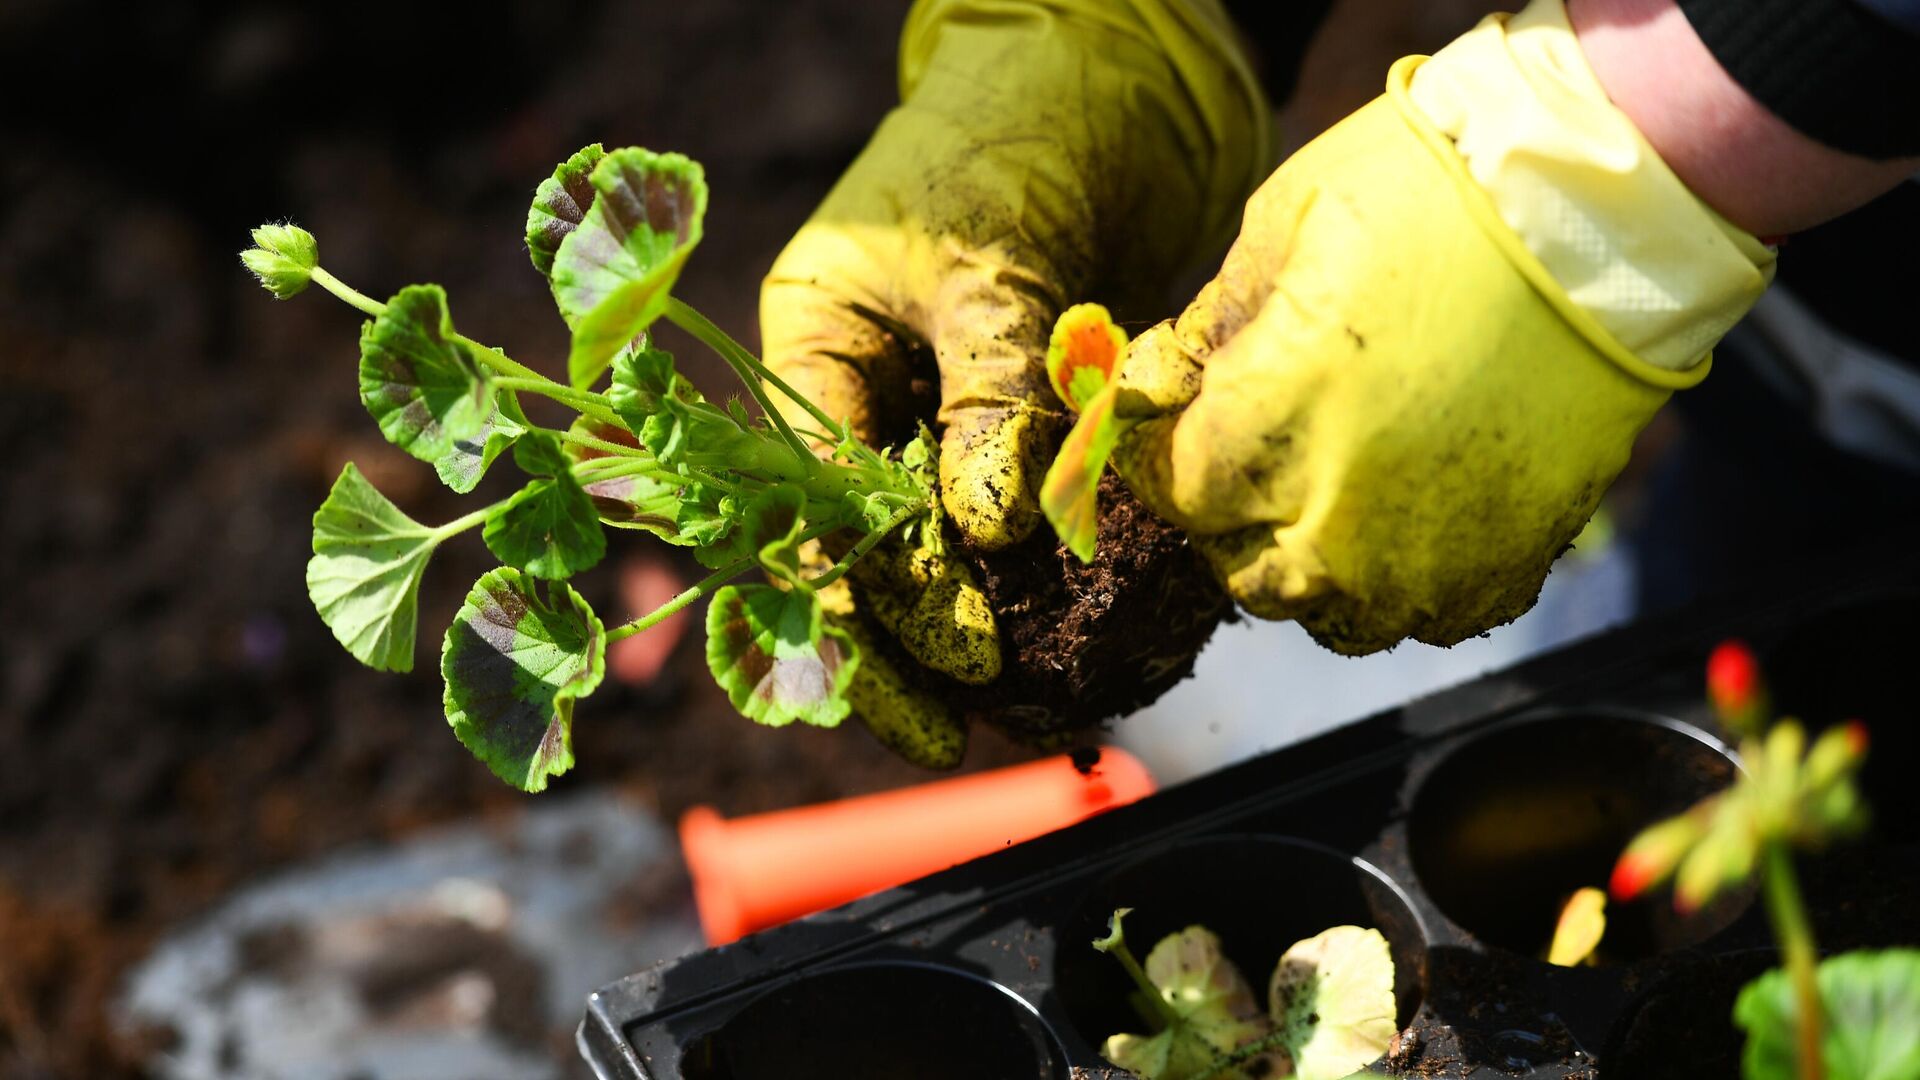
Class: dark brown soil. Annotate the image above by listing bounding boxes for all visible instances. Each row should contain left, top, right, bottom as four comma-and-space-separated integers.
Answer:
888, 474, 1233, 744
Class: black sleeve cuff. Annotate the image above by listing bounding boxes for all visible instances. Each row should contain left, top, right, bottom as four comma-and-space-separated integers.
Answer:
1676, 0, 1920, 159
1222, 0, 1338, 103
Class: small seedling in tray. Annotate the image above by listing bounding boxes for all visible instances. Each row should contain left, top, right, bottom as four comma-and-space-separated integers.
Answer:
243, 146, 940, 792
1090, 908, 1397, 1080
1610, 640, 1920, 1080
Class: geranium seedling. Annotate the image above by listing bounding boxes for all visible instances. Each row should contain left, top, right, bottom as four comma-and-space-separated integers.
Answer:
1609, 641, 1912, 1080
1041, 303, 1135, 562
247, 145, 939, 792
1093, 909, 1397, 1080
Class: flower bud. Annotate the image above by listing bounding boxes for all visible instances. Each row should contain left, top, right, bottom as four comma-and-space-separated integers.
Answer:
241, 223, 318, 299
1706, 639, 1767, 735
1611, 805, 1709, 900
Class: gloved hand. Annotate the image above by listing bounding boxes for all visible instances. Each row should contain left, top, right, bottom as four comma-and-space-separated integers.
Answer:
761, 0, 1270, 758
1109, 0, 1776, 655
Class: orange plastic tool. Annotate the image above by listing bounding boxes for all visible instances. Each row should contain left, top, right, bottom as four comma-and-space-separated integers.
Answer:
679, 748, 1156, 944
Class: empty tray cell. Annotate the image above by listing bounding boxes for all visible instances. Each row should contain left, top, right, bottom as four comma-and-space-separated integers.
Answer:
1408, 711, 1744, 963
677, 961, 1064, 1080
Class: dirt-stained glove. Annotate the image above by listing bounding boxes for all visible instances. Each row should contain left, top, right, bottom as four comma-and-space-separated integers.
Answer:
1110, 0, 1775, 656
760, 0, 1270, 749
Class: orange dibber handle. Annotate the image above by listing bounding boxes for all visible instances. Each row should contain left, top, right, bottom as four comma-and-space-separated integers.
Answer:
679, 749, 1155, 944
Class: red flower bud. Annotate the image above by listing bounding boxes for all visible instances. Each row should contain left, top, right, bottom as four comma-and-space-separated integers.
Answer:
1707, 640, 1761, 722
1843, 720, 1869, 757
1609, 851, 1660, 902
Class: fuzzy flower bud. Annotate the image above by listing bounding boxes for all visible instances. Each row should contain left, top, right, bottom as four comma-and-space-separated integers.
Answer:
241, 223, 318, 299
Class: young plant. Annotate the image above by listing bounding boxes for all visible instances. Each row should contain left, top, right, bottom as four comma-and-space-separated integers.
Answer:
1610, 640, 1920, 1080
1092, 908, 1397, 1080
246, 146, 937, 792
1040, 303, 1134, 562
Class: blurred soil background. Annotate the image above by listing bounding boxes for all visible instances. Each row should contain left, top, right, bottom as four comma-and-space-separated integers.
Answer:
0, 0, 1513, 1075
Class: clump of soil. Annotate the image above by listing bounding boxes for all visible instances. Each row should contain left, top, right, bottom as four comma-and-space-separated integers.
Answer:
898, 474, 1233, 742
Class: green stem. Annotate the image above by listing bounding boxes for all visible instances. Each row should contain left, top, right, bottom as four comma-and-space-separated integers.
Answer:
547, 424, 647, 459
453, 333, 558, 385
605, 557, 751, 644
1763, 840, 1824, 1080
603, 520, 843, 644
1108, 939, 1183, 1031
664, 298, 818, 471
1195, 1030, 1291, 1080
804, 501, 926, 591
666, 297, 846, 439
495, 376, 613, 413
310, 266, 385, 318
571, 459, 664, 488
435, 504, 495, 539
308, 265, 622, 427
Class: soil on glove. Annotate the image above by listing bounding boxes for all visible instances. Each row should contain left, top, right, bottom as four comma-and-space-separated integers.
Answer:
891, 474, 1234, 742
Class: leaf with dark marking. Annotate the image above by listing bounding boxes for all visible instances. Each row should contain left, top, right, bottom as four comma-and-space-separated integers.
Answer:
359, 284, 494, 463
705, 584, 857, 728
742, 484, 806, 583
526, 143, 605, 280
442, 567, 605, 792
436, 389, 528, 494
550, 148, 707, 389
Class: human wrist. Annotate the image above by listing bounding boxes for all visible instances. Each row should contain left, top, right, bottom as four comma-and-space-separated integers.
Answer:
1570, 0, 1920, 237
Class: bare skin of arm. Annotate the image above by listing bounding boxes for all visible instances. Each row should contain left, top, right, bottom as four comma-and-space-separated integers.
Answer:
1570, 0, 1920, 236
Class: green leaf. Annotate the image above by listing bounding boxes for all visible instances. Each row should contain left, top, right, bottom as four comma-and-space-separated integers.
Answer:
359, 284, 495, 463
306, 463, 450, 673
482, 433, 606, 580
1735, 950, 1920, 1080
741, 484, 807, 583
1103, 926, 1276, 1080
1269, 926, 1397, 1080
608, 337, 755, 468
526, 143, 605, 279
706, 584, 858, 728
551, 148, 707, 389
241, 223, 318, 299
1041, 381, 1129, 563
436, 389, 529, 494
442, 567, 606, 792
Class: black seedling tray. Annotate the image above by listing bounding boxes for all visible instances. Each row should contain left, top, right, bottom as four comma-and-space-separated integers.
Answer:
578, 543, 1920, 1079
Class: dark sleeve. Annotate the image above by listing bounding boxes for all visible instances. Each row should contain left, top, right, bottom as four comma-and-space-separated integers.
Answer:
1675, 0, 1920, 159
1220, 0, 1340, 103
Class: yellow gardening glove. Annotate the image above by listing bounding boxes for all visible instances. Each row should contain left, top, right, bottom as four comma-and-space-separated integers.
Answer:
761, 1, 1269, 714
1110, 0, 1776, 656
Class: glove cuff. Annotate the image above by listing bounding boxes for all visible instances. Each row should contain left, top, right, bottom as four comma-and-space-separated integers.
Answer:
1405, 0, 1775, 373
898, 0, 1274, 266
1387, 55, 1708, 392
